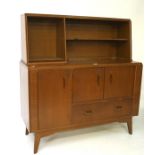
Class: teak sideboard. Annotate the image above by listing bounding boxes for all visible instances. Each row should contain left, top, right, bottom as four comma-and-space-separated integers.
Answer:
20, 13, 142, 153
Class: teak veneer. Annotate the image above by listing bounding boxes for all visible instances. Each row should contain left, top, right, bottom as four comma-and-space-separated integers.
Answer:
20, 13, 142, 153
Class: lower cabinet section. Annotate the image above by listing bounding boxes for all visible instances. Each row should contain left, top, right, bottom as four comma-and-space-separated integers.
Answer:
21, 62, 142, 154
72, 99, 131, 123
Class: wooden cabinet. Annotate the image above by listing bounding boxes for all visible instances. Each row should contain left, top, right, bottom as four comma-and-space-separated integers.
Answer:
20, 13, 142, 153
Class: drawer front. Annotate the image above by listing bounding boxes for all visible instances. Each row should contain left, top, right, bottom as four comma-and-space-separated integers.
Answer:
114, 101, 131, 116
72, 100, 131, 123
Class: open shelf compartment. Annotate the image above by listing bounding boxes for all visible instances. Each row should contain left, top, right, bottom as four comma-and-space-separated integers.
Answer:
27, 16, 66, 63
66, 18, 130, 40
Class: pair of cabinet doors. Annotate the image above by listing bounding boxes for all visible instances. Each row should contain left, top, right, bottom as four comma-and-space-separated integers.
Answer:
36, 66, 135, 130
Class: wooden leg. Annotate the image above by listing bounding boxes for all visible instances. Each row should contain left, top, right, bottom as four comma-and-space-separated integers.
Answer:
34, 133, 41, 154
127, 117, 132, 134
25, 128, 29, 135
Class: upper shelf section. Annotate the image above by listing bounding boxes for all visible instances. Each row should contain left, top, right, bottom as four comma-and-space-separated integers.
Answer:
66, 18, 130, 41
21, 13, 132, 64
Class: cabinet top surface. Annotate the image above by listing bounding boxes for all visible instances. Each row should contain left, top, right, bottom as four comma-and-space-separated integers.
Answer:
24, 13, 131, 22
21, 60, 142, 69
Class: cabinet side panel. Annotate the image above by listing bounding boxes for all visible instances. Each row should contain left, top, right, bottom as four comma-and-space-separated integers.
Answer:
132, 63, 143, 116
20, 63, 29, 130
21, 15, 28, 63
29, 69, 38, 131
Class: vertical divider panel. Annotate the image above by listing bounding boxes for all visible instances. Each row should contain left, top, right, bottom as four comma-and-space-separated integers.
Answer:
56, 18, 66, 61
63, 18, 68, 62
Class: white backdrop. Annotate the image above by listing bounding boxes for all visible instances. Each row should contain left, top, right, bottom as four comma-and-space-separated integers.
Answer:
0, 0, 143, 155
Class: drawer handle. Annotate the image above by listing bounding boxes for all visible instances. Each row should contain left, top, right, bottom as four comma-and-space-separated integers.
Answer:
116, 106, 122, 109
83, 110, 93, 116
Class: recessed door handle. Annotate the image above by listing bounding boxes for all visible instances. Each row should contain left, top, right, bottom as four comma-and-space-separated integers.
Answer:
110, 74, 113, 83
63, 77, 66, 88
97, 75, 100, 86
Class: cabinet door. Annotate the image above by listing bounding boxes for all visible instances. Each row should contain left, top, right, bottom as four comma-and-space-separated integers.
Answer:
73, 68, 103, 103
104, 66, 135, 99
38, 69, 71, 130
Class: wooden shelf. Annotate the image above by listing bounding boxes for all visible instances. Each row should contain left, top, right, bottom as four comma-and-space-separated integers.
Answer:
66, 38, 128, 41
29, 57, 65, 62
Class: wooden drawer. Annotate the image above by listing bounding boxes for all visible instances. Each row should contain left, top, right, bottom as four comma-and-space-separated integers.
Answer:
114, 100, 131, 116
72, 100, 131, 123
